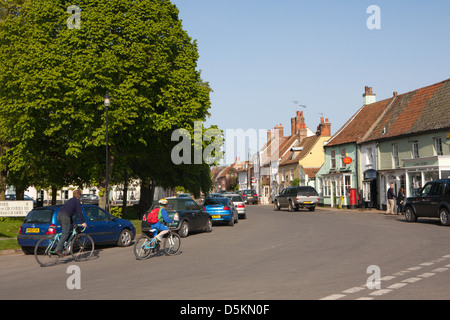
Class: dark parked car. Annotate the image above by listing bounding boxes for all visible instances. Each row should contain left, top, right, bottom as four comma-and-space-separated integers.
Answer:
404, 179, 450, 226
17, 205, 136, 254
80, 194, 99, 205
241, 189, 258, 204
5, 194, 37, 207
274, 186, 319, 212
147, 198, 212, 238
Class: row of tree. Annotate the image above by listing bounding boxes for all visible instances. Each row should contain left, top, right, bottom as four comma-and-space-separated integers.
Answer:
0, 0, 222, 215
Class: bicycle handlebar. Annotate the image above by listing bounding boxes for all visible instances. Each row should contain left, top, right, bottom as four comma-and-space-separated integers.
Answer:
72, 224, 87, 233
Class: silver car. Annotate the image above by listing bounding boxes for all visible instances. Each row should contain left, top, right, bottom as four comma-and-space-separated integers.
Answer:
226, 194, 246, 219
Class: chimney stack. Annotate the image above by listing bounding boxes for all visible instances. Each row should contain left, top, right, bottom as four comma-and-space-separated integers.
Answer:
363, 86, 376, 105
316, 117, 331, 137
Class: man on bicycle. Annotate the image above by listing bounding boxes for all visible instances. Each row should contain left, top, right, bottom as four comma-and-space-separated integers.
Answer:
149, 199, 173, 242
55, 189, 87, 257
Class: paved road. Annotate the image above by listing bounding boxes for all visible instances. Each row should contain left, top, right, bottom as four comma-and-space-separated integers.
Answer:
1, 205, 450, 301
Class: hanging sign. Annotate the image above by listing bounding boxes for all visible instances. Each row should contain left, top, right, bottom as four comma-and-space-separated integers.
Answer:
343, 157, 353, 165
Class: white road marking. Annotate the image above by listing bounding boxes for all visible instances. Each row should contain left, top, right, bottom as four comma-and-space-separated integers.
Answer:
319, 253, 450, 300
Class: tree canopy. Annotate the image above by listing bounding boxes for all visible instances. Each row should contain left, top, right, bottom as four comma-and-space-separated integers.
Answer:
0, 0, 220, 206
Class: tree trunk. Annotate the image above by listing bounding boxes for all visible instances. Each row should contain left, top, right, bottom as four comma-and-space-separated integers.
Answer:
138, 178, 155, 219
51, 186, 57, 205
122, 171, 128, 215
0, 170, 6, 201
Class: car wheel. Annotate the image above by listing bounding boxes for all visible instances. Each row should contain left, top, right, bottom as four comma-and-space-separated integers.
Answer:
404, 206, 417, 222
308, 206, 316, 212
288, 200, 294, 212
205, 219, 213, 232
274, 200, 280, 211
117, 228, 133, 247
228, 216, 234, 226
178, 221, 189, 238
439, 208, 450, 226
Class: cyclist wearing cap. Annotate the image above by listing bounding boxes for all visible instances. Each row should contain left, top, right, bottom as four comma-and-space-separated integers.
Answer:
152, 199, 173, 242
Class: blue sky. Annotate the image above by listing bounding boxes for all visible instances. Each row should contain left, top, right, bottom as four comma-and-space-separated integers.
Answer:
172, 0, 450, 158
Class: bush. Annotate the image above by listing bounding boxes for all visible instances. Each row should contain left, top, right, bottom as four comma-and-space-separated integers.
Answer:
109, 206, 123, 219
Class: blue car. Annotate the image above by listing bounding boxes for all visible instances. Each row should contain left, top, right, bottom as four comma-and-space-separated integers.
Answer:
17, 205, 136, 254
203, 197, 239, 226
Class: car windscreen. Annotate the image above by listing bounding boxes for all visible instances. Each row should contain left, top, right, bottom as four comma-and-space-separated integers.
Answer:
24, 209, 55, 224
227, 196, 243, 202
204, 198, 229, 206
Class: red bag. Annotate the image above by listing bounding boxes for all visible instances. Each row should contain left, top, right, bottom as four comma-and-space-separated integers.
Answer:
143, 208, 160, 224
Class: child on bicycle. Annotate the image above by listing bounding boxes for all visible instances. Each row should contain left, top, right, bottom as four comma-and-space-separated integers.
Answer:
142, 199, 173, 242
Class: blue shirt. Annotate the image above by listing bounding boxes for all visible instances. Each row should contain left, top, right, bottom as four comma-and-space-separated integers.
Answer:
60, 197, 84, 223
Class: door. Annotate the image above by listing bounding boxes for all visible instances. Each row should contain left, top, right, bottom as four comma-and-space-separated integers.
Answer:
426, 182, 444, 217
279, 188, 289, 206
414, 182, 433, 216
185, 199, 204, 230
83, 206, 118, 243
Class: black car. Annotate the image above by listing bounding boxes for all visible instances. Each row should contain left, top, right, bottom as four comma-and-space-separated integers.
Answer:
274, 186, 319, 212
241, 189, 258, 204
404, 179, 450, 226
80, 194, 99, 205
148, 198, 212, 238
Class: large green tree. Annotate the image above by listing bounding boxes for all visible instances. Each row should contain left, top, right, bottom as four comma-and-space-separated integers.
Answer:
0, 0, 217, 207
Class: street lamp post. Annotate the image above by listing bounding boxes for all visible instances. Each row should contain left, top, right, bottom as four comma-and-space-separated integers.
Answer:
104, 92, 110, 212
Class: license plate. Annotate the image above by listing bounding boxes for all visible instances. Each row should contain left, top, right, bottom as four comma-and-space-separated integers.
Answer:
212, 215, 221, 219
26, 228, 39, 233
248, 196, 253, 199
304, 201, 312, 204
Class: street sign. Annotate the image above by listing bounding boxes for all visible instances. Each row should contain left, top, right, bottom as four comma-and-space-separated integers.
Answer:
0, 201, 33, 217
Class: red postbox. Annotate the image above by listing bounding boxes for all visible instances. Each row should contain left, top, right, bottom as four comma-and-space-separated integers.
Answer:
349, 188, 357, 209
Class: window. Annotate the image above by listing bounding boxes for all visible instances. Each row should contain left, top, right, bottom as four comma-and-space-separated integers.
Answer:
290, 168, 294, 181
324, 179, 331, 196
340, 148, 346, 168
412, 141, 419, 158
330, 150, 336, 169
434, 138, 443, 156
392, 144, 399, 168
84, 207, 110, 222
344, 175, 351, 193
366, 147, 373, 165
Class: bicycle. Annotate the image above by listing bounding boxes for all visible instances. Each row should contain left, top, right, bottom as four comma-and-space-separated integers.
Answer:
134, 228, 181, 260
34, 224, 95, 267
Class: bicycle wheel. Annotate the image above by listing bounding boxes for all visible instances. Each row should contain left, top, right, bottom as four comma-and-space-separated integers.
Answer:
134, 236, 156, 260
71, 234, 94, 262
163, 232, 181, 256
34, 236, 59, 267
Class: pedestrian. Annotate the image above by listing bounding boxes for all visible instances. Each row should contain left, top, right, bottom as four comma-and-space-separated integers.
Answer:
396, 187, 405, 215
386, 183, 396, 215
55, 189, 86, 257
